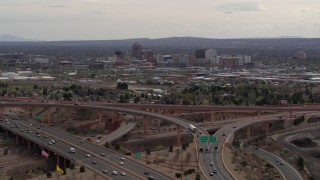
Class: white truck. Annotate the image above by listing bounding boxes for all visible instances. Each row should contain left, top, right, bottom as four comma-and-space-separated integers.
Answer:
188, 124, 196, 133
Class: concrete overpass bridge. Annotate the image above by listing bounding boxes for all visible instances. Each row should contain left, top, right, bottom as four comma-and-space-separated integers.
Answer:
0, 101, 317, 180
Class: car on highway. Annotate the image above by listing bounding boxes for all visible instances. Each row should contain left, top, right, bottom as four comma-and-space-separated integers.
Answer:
233, 125, 237, 128
20, 129, 24, 132
96, 140, 100, 143
209, 172, 214, 176
119, 161, 124, 165
199, 147, 203, 152
44, 135, 48, 138
215, 146, 218, 150
37, 134, 41, 137
144, 171, 149, 175
48, 141, 53, 145
213, 169, 217, 173
80, 140, 84, 143
222, 133, 226, 136
276, 158, 280, 162
210, 162, 214, 166
148, 176, 154, 180
102, 170, 108, 174
70, 148, 76, 153
112, 171, 118, 175
51, 140, 56, 143
86, 154, 91, 158
101, 153, 106, 156
280, 161, 284, 165
120, 172, 126, 176
120, 157, 125, 160
92, 160, 97, 164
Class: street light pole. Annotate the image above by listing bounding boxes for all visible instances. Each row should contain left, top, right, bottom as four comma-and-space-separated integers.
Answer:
180, 149, 183, 180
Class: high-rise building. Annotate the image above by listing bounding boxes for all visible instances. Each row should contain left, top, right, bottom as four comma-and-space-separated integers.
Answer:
220, 56, 239, 68
131, 42, 142, 60
143, 49, 154, 61
195, 49, 207, 59
205, 49, 218, 65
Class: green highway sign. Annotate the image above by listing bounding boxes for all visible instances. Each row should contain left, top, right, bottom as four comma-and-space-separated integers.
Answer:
34, 114, 42, 120
280, 150, 285, 155
210, 136, 217, 142
288, 156, 294, 160
200, 136, 208, 142
134, 152, 141, 158
263, 157, 269, 161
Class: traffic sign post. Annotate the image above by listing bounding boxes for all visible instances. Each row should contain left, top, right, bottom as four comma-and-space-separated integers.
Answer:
288, 156, 294, 160
134, 152, 141, 158
200, 136, 208, 142
210, 136, 216, 142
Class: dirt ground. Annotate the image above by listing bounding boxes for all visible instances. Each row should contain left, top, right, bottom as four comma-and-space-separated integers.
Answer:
133, 144, 204, 179
27, 166, 106, 180
223, 144, 283, 180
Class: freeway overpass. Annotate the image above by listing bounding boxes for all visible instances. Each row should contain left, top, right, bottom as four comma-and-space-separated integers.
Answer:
0, 102, 316, 180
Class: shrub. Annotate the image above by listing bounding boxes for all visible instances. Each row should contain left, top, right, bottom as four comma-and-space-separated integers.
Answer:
80, 166, 85, 173
175, 173, 181, 178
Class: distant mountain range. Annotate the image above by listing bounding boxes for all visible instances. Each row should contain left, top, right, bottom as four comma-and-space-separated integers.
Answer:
0, 35, 319, 49
0, 34, 40, 42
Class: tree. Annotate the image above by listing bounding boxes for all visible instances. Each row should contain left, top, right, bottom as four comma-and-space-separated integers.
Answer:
195, 174, 201, 180
297, 156, 304, 170
80, 166, 85, 173
309, 176, 315, 180
115, 144, 120, 150
46, 171, 52, 177
232, 138, 240, 148
175, 173, 181, 178
241, 160, 247, 167
3, 148, 8, 155
169, 145, 173, 152
70, 163, 75, 170
146, 148, 151, 155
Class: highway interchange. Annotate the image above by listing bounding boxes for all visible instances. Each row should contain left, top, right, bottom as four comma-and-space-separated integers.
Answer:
1, 114, 171, 180
0, 102, 315, 179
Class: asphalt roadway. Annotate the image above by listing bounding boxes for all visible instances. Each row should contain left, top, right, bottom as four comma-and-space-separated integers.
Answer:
1, 115, 171, 180
211, 115, 303, 180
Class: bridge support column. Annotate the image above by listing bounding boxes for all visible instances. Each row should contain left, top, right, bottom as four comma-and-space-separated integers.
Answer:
57, 155, 60, 166
176, 125, 181, 146
156, 119, 161, 128
144, 118, 148, 135
16, 134, 19, 144
0, 107, 3, 118
247, 126, 251, 139
111, 112, 117, 124
28, 140, 31, 151
265, 123, 269, 134
67, 107, 71, 123
211, 111, 215, 122
97, 110, 103, 129
47, 107, 52, 126
64, 157, 67, 169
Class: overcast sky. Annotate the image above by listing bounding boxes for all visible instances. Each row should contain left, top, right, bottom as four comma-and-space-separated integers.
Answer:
1, 0, 320, 40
